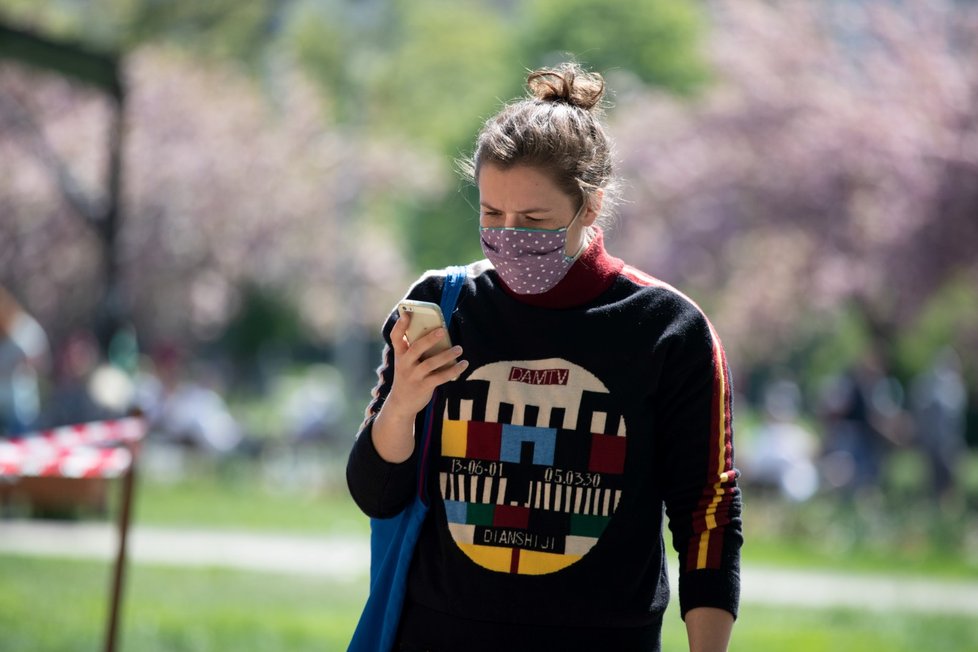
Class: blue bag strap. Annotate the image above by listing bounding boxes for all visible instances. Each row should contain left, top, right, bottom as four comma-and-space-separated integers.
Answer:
416, 265, 467, 504
439, 265, 467, 325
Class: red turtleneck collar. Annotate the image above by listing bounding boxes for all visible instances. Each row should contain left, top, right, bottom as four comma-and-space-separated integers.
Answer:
494, 228, 624, 309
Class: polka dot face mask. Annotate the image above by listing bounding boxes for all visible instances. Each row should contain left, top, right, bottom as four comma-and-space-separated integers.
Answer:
480, 203, 587, 295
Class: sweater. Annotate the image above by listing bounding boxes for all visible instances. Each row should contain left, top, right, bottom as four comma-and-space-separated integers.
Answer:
347, 229, 742, 651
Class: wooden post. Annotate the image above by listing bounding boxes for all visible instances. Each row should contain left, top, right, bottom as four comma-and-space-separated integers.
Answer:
104, 450, 137, 652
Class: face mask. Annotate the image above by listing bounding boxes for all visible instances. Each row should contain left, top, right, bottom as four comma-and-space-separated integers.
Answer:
480, 202, 587, 295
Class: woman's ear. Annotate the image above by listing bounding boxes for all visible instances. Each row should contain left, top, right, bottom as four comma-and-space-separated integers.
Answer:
582, 189, 604, 226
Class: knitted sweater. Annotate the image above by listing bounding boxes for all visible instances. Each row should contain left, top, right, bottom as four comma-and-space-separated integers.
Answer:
347, 230, 742, 651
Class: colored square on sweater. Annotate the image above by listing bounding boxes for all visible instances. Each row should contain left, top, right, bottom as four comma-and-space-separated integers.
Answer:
441, 419, 468, 458
589, 433, 626, 473
570, 513, 610, 538
493, 504, 530, 529
444, 499, 467, 524
466, 421, 502, 460
466, 502, 495, 526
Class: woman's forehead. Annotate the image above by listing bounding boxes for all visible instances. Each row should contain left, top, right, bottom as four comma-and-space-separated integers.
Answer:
478, 164, 574, 207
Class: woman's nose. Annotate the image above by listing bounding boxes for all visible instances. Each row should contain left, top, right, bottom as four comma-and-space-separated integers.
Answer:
504, 214, 521, 229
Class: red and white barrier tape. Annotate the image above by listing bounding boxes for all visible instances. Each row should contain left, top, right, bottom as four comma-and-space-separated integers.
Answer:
0, 417, 146, 479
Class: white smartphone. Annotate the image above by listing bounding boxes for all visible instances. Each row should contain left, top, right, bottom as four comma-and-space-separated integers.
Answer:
396, 300, 453, 360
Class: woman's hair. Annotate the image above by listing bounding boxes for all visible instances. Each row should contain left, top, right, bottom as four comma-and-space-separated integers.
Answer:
460, 62, 620, 223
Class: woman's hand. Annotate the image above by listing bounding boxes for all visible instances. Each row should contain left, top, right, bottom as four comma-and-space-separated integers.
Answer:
372, 312, 468, 463
387, 311, 468, 416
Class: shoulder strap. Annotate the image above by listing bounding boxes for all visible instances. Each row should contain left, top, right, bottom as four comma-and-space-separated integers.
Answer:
439, 265, 466, 325
417, 265, 467, 503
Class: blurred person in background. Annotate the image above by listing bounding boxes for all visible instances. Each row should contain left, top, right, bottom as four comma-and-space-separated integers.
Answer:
347, 63, 741, 652
138, 343, 242, 456
911, 348, 967, 503
44, 330, 110, 427
818, 348, 903, 496
0, 287, 49, 435
743, 375, 819, 502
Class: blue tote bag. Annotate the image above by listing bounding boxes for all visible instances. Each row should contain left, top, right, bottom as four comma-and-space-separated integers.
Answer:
348, 266, 466, 652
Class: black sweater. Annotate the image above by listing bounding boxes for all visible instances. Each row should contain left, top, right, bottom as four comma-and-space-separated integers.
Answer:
347, 230, 742, 651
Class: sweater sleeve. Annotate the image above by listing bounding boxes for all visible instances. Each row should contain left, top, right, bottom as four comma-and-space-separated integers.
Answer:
345, 309, 425, 519
656, 307, 742, 620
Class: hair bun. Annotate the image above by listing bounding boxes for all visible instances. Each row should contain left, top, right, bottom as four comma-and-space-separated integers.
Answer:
527, 63, 605, 112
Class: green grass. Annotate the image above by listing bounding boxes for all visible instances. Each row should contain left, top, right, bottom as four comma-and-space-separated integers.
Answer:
744, 535, 978, 580
741, 493, 978, 580
727, 606, 978, 652
2, 555, 977, 652
0, 555, 366, 652
125, 454, 368, 536
2, 452, 362, 534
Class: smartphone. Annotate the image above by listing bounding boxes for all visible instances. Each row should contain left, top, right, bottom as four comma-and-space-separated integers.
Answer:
396, 300, 453, 360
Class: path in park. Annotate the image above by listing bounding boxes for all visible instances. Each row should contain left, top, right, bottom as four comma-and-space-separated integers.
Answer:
2, 519, 978, 616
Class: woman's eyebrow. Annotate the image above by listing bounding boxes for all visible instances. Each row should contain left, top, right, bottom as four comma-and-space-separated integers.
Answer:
479, 201, 553, 214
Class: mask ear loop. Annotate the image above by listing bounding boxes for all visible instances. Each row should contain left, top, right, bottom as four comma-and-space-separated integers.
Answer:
563, 192, 591, 261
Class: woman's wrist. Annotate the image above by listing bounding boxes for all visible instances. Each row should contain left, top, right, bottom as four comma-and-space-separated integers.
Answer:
685, 607, 733, 652
372, 400, 417, 464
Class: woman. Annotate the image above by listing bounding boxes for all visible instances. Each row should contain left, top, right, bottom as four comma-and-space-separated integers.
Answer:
347, 62, 742, 652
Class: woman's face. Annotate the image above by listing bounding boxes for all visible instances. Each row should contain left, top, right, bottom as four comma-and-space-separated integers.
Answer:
478, 164, 598, 255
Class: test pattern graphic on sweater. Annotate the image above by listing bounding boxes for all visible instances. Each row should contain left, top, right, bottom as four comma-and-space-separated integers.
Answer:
438, 358, 626, 575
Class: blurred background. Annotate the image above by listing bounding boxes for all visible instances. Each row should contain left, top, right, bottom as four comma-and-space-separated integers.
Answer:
1, 0, 977, 650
